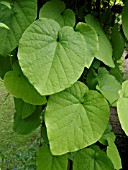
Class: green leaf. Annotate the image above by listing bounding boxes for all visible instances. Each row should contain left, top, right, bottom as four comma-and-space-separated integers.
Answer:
0, 1, 11, 9
111, 24, 125, 60
117, 80, 128, 135
14, 98, 36, 119
45, 81, 109, 155
86, 68, 98, 90
18, 18, 88, 95
4, 62, 46, 105
107, 138, 122, 170
73, 145, 114, 170
75, 22, 99, 68
0, 22, 9, 29
0, 0, 37, 56
85, 14, 114, 68
99, 124, 116, 145
36, 145, 68, 170
0, 56, 12, 79
122, 1, 128, 39
110, 62, 124, 83
39, 0, 75, 27
96, 67, 121, 105
13, 106, 41, 134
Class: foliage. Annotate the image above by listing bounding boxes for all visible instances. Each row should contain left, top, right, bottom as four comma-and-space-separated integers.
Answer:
0, 0, 128, 169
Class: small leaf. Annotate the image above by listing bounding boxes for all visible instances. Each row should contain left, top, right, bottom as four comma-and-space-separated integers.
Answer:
110, 62, 124, 83
18, 18, 88, 95
45, 81, 109, 155
122, 1, 128, 39
85, 14, 114, 68
4, 62, 46, 105
117, 80, 128, 135
14, 98, 36, 119
107, 138, 122, 170
39, 0, 75, 27
0, 1, 11, 9
73, 145, 114, 170
86, 68, 98, 90
13, 106, 41, 134
111, 24, 125, 60
75, 22, 99, 68
0, 22, 9, 29
96, 67, 121, 105
99, 124, 116, 145
36, 145, 68, 170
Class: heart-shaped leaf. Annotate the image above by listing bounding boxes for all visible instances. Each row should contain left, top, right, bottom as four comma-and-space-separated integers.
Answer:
45, 81, 109, 155
18, 18, 91, 95
73, 145, 114, 170
36, 145, 68, 170
39, 0, 75, 27
4, 62, 46, 105
0, 0, 37, 56
85, 15, 114, 68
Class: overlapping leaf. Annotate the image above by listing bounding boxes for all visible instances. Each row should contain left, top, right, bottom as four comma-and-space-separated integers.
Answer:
13, 106, 41, 134
14, 98, 36, 119
122, 0, 128, 39
18, 18, 95, 95
111, 24, 125, 60
36, 145, 68, 170
45, 81, 109, 155
75, 23, 99, 68
73, 145, 114, 170
4, 62, 46, 105
85, 15, 114, 68
0, 56, 12, 79
117, 80, 128, 135
107, 138, 122, 170
39, 0, 75, 27
0, 0, 37, 56
96, 67, 121, 105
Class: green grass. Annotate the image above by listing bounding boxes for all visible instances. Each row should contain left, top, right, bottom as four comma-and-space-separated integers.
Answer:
0, 79, 38, 169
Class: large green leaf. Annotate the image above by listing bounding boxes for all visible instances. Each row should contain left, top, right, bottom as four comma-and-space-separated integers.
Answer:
73, 145, 114, 170
14, 98, 36, 119
85, 15, 114, 68
36, 145, 68, 170
107, 138, 122, 170
75, 23, 99, 68
122, 0, 128, 39
45, 81, 109, 155
0, 0, 37, 56
13, 106, 41, 134
4, 62, 46, 105
117, 80, 128, 135
18, 18, 90, 95
39, 0, 75, 27
96, 67, 121, 105
111, 24, 125, 60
